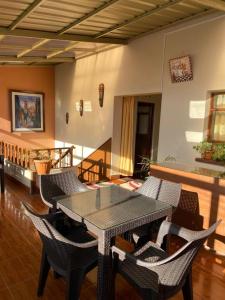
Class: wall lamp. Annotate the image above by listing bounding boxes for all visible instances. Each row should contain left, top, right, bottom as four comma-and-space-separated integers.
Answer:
99, 83, 104, 107
79, 99, 84, 116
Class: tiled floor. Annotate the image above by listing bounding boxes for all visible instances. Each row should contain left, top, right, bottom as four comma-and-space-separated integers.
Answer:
0, 178, 224, 299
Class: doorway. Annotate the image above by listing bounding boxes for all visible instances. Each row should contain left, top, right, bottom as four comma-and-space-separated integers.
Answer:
111, 94, 161, 178
134, 102, 155, 177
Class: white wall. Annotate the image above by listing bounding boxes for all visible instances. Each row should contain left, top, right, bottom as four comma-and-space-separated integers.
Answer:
158, 15, 225, 167
55, 13, 225, 171
55, 33, 164, 164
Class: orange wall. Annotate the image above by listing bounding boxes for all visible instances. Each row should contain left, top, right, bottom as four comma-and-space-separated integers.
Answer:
0, 66, 55, 149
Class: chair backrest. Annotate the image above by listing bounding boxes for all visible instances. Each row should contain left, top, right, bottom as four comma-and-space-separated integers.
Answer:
179, 189, 199, 214
157, 180, 181, 207
22, 202, 77, 271
136, 176, 161, 199
137, 176, 181, 208
40, 170, 88, 208
154, 220, 221, 287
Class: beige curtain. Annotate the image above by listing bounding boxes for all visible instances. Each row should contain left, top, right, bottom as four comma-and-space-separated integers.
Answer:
119, 96, 135, 176
213, 112, 225, 141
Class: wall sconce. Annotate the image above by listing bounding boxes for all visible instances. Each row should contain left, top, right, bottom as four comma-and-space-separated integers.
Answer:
79, 99, 84, 116
99, 83, 104, 107
66, 112, 69, 124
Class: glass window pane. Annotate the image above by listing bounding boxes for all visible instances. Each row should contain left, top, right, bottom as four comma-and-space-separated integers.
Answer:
138, 106, 150, 113
211, 111, 225, 141
214, 94, 225, 109
138, 114, 149, 134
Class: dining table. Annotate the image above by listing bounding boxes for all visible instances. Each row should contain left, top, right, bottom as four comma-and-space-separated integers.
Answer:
57, 184, 172, 300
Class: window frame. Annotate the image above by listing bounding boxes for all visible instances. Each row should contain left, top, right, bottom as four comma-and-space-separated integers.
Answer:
207, 92, 225, 143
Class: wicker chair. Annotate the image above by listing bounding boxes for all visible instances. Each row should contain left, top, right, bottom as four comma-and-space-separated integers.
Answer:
22, 202, 98, 300
136, 176, 161, 199
40, 169, 88, 212
172, 189, 203, 230
112, 219, 221, 300
131, 178, 182, 246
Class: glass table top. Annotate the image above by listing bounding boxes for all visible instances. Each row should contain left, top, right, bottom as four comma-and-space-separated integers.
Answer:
57, 185, 171, 230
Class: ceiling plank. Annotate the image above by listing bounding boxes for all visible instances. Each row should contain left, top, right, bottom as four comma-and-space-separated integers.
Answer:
130, 9, 214, 41
46, 42, 78, 58
0, 56, 75, 63
192, 0, 225, 12
0, 27, 127, 44
76, 44, 120, 60
17, 38, 49, 57
9, 0, 46, 30
94, 0, 184, 38
58, 0, 121, 35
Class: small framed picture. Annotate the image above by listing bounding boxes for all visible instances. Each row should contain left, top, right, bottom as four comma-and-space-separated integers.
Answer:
169, 55, 193, 83
11, 91, 44, 132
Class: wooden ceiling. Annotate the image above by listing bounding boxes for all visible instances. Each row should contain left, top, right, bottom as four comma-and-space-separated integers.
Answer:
0, 0, 224, 65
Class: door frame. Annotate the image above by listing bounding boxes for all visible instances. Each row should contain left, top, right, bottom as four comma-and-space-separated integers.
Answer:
111, 93, 162, 177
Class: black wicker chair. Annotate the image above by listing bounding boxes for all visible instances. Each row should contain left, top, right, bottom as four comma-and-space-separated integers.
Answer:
22, 202, 98, 300
113, 219, 221, 300
129, 177, 181, 246
40, 169, 88, 212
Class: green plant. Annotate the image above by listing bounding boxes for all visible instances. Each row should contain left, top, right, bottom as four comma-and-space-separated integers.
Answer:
138, 156, 155, 175
193, 141, 213, 155
212, 144, 225, 161
30, 150, 50, 161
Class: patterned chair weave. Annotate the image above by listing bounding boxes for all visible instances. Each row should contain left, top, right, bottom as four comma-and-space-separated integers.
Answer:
157, 180, 181, 207
136, 176, 161, 199
178, 189, 199, 214
40, 169, 88, 208
113, 220, 221, 298
22, 202, 98, 299
130, 177, 182, 246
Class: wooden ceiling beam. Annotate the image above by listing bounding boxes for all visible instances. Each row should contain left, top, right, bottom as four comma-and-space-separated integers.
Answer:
192, 0, 225, 12
17, 38, 49, 58
94, 0, 184, 38
58, 0, 121, 35
46, 43, 99, 59
9, 0, 46, 30
0, 56, 75, 63
0, 27, 127, 44
46, 41, 78, 59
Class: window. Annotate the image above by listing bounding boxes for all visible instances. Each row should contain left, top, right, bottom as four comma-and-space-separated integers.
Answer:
208, 92, 225, 142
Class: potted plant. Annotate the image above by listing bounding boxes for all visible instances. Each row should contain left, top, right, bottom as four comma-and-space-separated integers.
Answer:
193, 141, 213, 160
32, 150, 52, 175
212, 143, 225, 162
138, 156, 156, 177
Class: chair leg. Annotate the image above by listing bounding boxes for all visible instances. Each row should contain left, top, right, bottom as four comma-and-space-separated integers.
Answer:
111, 252, 119, 300
66, 269, 85, 300
182, 271, 193, 300
140, 289, 160, 300
37, 249, 50, 296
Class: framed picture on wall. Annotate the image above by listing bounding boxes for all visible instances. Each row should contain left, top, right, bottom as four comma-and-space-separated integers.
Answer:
169, 55, 193, 83
11, 91, 44, 132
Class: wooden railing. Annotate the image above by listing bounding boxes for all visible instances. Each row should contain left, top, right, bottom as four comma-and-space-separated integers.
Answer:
78, 158, 107, 182
0, 141, 75, 170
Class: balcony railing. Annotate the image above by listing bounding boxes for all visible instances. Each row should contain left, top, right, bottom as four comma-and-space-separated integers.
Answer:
0, 141, 75, 170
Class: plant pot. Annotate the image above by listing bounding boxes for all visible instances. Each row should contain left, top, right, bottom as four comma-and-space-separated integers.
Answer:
34, 159, 52, 175
202, 151, 213, 160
